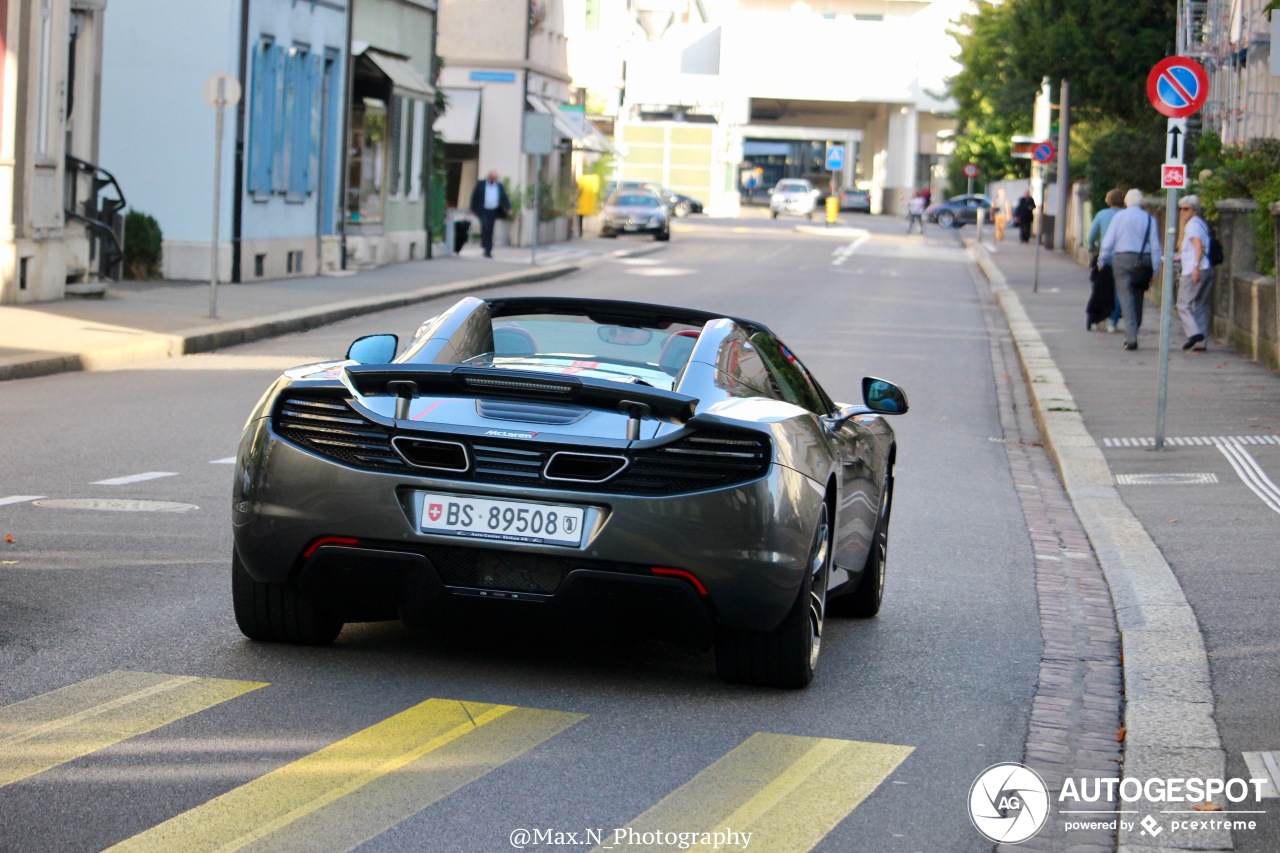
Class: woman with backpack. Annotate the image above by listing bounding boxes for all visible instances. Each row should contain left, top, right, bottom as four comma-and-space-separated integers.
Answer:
1175, 195, 1214, 352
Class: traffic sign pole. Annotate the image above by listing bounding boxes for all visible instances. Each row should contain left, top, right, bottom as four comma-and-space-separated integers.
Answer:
1145, 54, 1206, 450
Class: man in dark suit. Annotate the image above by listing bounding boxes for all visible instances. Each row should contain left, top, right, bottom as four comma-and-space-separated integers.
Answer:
469, 171, 513, 258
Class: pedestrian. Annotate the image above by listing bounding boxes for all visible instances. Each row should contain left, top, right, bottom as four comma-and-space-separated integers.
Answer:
1175, 195, 1214, 352
906, 191, 926, 234
1014, 189, 1036, 244
1098, 188, 1162, 351
1085, 188, 1124, 332
993, 187, 1011, 242
468, 170, 513, 258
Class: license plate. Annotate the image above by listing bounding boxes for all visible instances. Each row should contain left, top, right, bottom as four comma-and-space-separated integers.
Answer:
420, 493, 586, 547
623, 224, 639, 231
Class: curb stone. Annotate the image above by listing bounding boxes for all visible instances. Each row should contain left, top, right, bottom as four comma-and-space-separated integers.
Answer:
969, 243, 1230, 852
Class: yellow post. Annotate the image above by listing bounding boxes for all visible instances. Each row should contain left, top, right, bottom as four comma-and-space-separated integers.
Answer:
825, 195, 839, 227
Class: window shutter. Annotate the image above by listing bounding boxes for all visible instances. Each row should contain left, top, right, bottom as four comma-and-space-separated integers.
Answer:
248, 39, 275, 195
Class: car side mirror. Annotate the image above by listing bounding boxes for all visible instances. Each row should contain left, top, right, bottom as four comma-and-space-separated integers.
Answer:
347, 334, 398, 364
863, 376, 908, 414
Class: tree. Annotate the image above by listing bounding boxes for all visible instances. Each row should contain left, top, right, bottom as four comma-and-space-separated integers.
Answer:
946, 0, 1175, 195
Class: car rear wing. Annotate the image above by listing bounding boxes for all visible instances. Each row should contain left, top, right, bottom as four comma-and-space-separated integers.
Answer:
343, 364, 699, 429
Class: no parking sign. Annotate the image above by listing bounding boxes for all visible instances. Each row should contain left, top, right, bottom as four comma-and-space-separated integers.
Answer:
1147, 57, 1209, 118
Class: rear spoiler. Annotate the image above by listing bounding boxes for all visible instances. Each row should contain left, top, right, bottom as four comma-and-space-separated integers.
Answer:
343, 363, 699, 425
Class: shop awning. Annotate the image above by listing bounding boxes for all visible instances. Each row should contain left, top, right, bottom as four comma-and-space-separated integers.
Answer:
527, 95, 622, 157
527, 95, 587, 141
438, 87, 482, 145
363, 48, 435, 99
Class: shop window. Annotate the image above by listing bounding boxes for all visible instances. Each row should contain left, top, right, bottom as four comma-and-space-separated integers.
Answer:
347, 98, 387, 223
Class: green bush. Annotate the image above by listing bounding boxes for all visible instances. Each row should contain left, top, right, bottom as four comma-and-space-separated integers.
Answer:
123, 210, 163, 280
1193, 133, 1280, 276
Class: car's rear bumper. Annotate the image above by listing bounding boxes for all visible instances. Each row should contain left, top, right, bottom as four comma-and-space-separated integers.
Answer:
233, 421, 823, 632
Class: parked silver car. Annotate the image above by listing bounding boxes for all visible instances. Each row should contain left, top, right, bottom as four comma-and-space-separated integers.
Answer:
231, 296, 908, 687
769, 179, 819, 220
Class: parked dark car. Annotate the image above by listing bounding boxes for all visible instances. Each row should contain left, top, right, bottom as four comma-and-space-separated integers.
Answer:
925, 194, 991, 228
605, 180, 703, 217
839, 188, 871, 213
231, 295, 908, 688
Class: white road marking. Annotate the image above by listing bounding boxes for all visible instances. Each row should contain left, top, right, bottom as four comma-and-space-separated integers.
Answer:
210, 457, 236, 465
1103, 436, 1280, 515
92, 472, 178, 486
1115, 473, 1218, 485
1217, 443, 1280, 515
0, 496, 45, 507
831, 235, 871, 266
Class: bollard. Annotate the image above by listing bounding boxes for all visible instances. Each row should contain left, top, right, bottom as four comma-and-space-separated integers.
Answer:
826, 196, 839, 227
444, 218, 455, 256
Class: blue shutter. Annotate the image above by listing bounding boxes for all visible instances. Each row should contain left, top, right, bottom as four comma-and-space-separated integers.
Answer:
271, 45, 288, 194
308, 53, 324, 195
248, 39, 275, 194
287, 49, 311, 198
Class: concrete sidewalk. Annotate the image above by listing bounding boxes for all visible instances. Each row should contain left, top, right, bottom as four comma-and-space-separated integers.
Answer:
973, 234, 1280, 851
0, 240, 653, 382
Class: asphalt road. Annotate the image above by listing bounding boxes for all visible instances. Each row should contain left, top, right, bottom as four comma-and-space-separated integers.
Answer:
0, 213, 1043, 852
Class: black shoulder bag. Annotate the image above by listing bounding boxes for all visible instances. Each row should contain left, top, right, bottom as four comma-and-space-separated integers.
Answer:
1130, 215, 1155, 292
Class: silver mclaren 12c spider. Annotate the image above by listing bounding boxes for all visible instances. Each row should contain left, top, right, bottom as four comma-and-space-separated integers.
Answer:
232, 295, 907, 687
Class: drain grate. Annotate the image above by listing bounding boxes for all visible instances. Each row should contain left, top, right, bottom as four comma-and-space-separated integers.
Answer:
1115, 473, 1219, 485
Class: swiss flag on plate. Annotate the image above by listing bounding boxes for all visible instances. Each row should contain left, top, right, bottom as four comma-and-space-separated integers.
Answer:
428, 503, 442, 522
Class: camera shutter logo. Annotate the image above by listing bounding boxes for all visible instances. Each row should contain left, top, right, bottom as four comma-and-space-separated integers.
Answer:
969, 763, 1051, 844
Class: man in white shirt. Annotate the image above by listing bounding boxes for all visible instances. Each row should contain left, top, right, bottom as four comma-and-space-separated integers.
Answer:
468, 171, 513, 258
1098, 189, 1162, 351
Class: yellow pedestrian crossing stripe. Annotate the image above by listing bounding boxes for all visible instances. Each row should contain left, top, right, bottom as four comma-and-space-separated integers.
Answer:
106, 698, 585, 853
2, 674, 914, 853
0, 670, 266, 787
591, 732, 913, 853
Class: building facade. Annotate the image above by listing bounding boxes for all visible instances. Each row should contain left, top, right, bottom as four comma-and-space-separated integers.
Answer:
568, 0, 965, 217
346, 0, 438, 266
1, 0, 112, 304
437, 0, 589, 245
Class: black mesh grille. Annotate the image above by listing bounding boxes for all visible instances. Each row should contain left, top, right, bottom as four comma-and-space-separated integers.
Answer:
273, 394, 404, 471
272, 391, 770, 493
422, 545, 641, 594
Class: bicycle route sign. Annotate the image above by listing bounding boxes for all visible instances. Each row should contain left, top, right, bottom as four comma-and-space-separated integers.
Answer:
1147, 56, 1209, 118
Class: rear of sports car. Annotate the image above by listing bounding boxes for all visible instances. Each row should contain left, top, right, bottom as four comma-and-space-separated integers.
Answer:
231, 370, 825, 680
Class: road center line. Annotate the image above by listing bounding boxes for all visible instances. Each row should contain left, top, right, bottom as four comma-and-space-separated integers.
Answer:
93, 472, 179, 485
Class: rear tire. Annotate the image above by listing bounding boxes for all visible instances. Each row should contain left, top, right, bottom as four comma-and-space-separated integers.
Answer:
674, 202, 691, 217
232, 550, 343, 645
936, 210, 955, 228
715, 505, 831, 688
